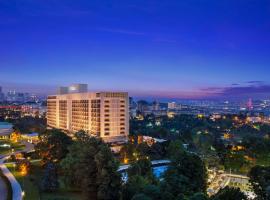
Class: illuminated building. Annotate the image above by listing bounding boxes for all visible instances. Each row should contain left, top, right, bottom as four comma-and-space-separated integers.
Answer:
47, 84, 129, 143
0, 122, 13, 140
168, 102, 177, 109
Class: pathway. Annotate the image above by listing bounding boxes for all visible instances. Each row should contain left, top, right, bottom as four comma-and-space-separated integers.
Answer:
0, 141, 35, 200
0, 176, 7, 200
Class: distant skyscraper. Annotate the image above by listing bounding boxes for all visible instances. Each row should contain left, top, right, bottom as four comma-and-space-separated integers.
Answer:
0, 86, 4, 101
247, 98, 253, 110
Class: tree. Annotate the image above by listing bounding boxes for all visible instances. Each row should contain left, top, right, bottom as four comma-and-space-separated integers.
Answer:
122, 175, 151, 200
161, 172, 190, 198
131, 193, 152, 200
13, 116, 46, 134
162, 150, 207, 197
190, 193, 208, 200
210, 186, 247, 200
35, 129, 72, 164
41, 162, 59, 192
167, 140, 185, 159
16, 159, 31, 175
128, 158, 155, 182
248, 165, 270, 200
60, 132, 121, 200
142, 184, 161, 200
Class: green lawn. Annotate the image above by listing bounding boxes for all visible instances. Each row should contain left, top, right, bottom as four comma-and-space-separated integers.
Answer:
6, 162, 40, 200
6, 162, 83, 200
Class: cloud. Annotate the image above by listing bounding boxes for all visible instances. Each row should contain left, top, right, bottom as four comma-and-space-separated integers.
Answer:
201, 82, 270, 99
96, 27, 146, 36
246, 81, 265, 84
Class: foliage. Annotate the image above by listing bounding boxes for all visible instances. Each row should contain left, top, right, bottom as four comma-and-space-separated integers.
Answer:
165, 151, 208, 196
122, 175, 152, 200
60, 131, 121, 200
248, 165, 270, 200
131, 193, 152, 200
41, 162, 59, 192
190, 193, 209, 200
128, 158, 156, 183
167, 140, 185, 159
16, 159, 31, 174
13, 116, 46, 134
35, 129, 72, 164
120, 140, 168, 163
210, 186, 247, 200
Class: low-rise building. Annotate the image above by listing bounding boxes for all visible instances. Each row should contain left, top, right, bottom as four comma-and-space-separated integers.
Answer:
0, 122, 13, 140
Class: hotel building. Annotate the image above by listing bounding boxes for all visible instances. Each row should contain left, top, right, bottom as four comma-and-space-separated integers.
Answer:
47, 84, 129, 143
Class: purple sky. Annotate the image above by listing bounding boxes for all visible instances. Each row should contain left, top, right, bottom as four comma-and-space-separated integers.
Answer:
0, 0, 270, 100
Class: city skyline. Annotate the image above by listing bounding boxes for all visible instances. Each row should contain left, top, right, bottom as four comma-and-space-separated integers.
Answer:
1, 0, 270, 100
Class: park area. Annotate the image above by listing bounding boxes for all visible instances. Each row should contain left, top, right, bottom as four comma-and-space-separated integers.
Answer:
5, 161, 83, 200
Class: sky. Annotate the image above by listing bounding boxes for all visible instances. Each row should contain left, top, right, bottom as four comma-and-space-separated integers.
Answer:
0, 0, 270, 100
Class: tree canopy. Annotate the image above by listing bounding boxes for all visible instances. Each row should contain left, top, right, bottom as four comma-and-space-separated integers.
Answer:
60, 132, 121, 200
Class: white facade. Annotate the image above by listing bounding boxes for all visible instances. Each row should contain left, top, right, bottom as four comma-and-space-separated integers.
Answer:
47, 91, 129, 143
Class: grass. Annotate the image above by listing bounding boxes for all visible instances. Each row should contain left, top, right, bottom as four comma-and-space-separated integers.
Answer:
6, 162, 40, 200
6, 161, 83, 200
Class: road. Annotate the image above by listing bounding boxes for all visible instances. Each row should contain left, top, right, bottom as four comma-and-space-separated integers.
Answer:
0, 141, 35, 200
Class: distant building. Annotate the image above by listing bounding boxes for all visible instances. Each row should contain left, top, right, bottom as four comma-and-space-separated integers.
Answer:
168, 102, 181, 110
137, 100, 149, 114
0, 122, 13, 140
6, 90, 31, 102
152, 101, 160, 111
0, 86, 4, 102
47, 84, 129, 143
21, 132, 39, 144
168, 102, 177, 109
